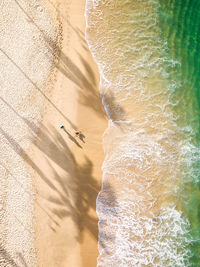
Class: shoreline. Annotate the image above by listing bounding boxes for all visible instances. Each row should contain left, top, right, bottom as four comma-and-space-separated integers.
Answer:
29, 0, 107, 266
2, 0, 199, 266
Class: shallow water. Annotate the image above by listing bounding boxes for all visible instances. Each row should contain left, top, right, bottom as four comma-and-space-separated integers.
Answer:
85, 0, 200, 266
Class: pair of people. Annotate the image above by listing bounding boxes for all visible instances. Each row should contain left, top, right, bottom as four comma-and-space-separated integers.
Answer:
75, 131, 85, 142
75, 131, 81, 137
60, 125, 84, 141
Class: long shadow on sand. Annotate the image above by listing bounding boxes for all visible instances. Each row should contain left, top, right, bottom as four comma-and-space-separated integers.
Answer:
33, 124, 115, 243
12, 0, 106, 120
0, 123, 117, 254
3, 0, 126, 130
62, 128, 82, 148
0, 244, 30, 266
0, 244, 26, 267
0, 1, 124, 257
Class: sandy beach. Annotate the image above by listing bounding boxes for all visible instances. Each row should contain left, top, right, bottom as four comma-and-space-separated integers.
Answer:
1, 0, 199, 266
29, 0, 107, 266
0, 0, 106, 266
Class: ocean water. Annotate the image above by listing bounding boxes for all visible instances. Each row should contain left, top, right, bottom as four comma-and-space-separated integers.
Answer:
85, 0, 200, 266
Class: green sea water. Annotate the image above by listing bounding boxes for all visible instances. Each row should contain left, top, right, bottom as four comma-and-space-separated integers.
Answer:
159, 1, 200, 265
86, 0, 200, 265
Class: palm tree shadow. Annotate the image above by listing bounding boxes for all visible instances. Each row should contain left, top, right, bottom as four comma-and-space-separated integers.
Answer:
13, 0, 106, 120
96, 185, 120, 255
102, 92, 126, 123
12, 0, 127, 131
35, 125, 99, 239
33, 125, 117, 251
0, 248, 30, 267
17, 252, 29, 267
0, 244, 19, 267
3, 1, 122, 256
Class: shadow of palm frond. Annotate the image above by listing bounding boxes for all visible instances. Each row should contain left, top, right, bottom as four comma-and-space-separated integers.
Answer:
0, 114, 117, 255
0, 244, 19, 267
0, 245, 31, 267
34, 125, 100, 241
33, 125, 117, 252
13, 0, 106, 120
1, 1, 120, 255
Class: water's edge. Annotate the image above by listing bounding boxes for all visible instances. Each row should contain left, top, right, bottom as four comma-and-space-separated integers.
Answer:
85, 1, 200, 266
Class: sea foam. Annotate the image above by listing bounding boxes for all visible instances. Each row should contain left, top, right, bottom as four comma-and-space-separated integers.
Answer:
85, 0, 195, 266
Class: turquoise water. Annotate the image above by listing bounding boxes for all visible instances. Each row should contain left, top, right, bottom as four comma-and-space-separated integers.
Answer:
158, 1, 200, 265
85, 0, 200, 266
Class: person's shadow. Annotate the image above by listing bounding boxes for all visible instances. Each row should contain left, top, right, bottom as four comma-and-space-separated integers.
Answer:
63, 128, 82, 148
78, 132, 85, 143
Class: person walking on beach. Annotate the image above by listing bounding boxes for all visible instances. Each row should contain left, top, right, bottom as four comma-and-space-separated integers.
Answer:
60, 125, 83, 148
75, 131, 85, 143
60, 125, 85, 143
75, 131, 81, 137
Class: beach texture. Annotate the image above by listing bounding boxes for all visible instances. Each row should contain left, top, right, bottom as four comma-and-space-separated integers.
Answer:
0, 0, 106, 266
0, 0, 59, 265
28, 0, 107, 266
1, 0, 200, 266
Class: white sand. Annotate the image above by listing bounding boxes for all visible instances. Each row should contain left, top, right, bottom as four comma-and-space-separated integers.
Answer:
0, 0, 60, 265
0, 1, 107, 265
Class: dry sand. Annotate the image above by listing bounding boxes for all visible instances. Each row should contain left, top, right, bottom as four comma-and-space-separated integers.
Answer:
0, 0, 59, 265
29, 0, 107, 266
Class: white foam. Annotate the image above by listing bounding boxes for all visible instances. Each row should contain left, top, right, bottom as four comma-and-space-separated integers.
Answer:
85, 0, 195, 266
